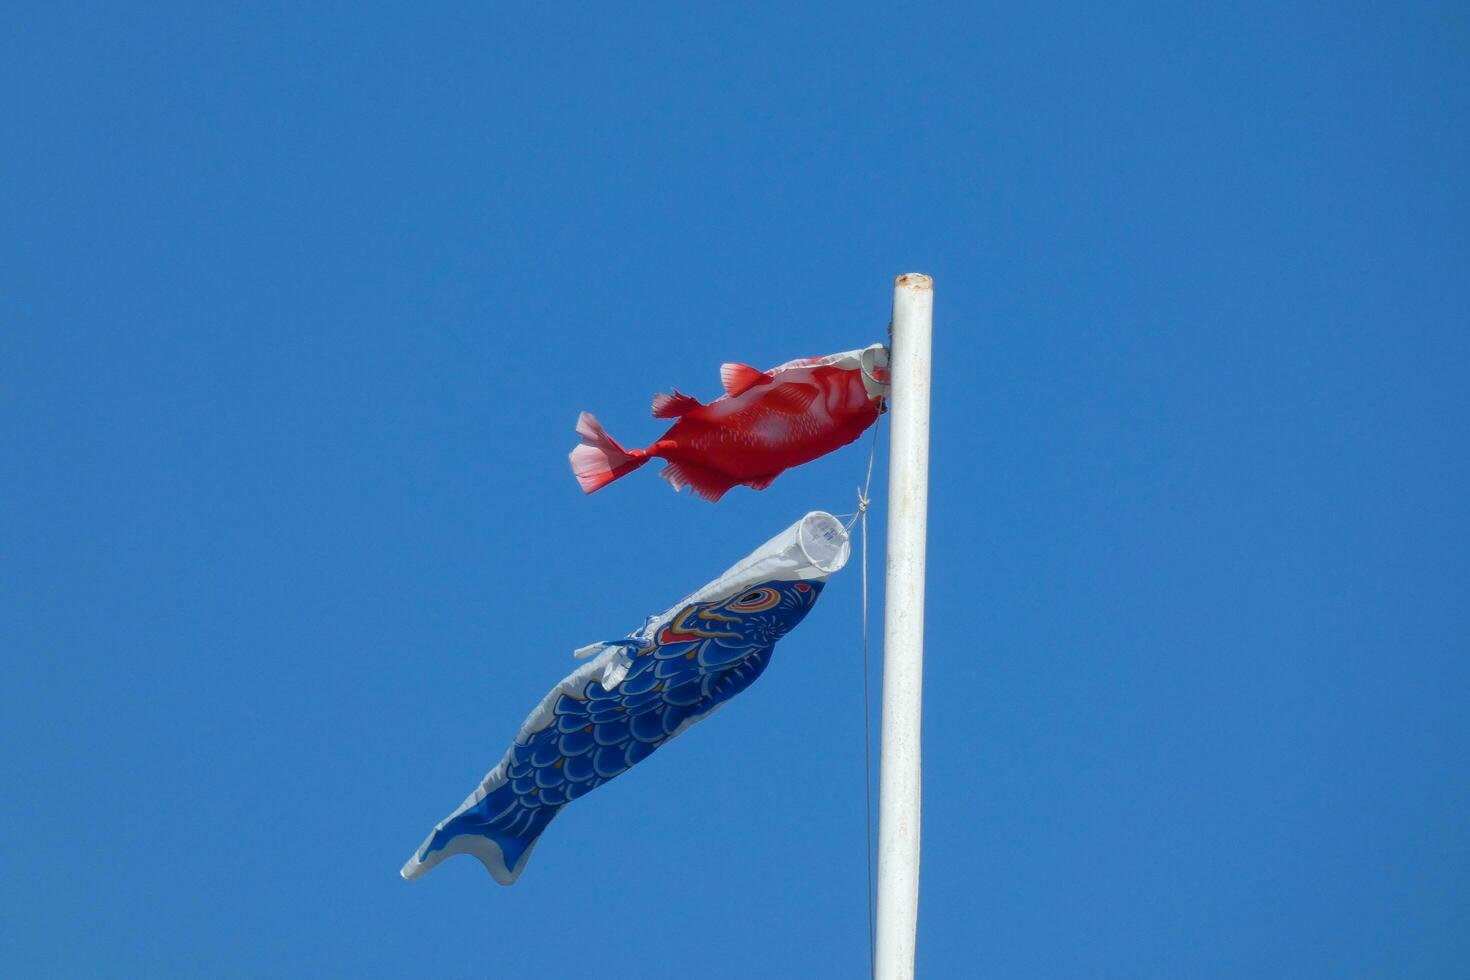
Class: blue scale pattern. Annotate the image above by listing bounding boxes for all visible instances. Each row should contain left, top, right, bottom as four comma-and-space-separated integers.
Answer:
418, 578, 826, 875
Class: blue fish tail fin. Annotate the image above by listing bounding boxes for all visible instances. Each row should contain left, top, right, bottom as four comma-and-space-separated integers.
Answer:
399, 789, 549, 886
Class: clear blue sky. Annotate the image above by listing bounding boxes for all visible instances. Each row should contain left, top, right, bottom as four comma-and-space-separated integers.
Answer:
4, 3, 1467, 977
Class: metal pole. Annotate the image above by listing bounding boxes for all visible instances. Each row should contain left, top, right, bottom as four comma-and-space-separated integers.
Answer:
875, 272, 932, 979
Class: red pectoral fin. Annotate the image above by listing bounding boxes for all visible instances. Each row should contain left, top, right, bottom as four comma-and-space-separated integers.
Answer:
658, 460, 739, 502
742, 472, 783, 491
650, 389, 703, 418
759, 382, 819, 415
720, 362, 774, 398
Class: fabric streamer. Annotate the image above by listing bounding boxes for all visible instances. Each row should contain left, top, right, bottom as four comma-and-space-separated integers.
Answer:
401, 511, 851, 885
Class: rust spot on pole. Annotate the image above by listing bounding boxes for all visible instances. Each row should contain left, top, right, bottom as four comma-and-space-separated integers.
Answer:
894, 272, 932, 290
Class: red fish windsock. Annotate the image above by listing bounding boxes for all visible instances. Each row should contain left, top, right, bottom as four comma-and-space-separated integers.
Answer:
570, 345, 890, 502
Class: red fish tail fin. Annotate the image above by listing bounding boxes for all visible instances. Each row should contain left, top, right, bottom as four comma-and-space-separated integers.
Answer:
569, 412, 650, 493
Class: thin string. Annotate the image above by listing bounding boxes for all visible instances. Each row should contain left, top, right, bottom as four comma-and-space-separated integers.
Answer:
849, 418, 880, 979
844, 419, 879, 532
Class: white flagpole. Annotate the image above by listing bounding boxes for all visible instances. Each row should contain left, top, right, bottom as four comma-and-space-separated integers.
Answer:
875, 272, 933, 979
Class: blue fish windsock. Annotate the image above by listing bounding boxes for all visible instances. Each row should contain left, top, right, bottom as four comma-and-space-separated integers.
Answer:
401, 511, 851, 885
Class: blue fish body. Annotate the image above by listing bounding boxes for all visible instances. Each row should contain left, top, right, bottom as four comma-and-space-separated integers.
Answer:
402, 577, 829, 884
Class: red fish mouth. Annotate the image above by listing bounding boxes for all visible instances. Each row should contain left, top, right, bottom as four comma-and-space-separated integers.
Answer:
860, 344, 892, 396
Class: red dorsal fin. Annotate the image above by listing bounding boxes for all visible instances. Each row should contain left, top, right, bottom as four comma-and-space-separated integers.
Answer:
720, 362, 774, 398
759, 382, 819, 415
650, 389, 703, 418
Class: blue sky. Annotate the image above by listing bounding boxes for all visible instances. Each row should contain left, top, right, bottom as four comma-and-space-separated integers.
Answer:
4, 3, 1467, 977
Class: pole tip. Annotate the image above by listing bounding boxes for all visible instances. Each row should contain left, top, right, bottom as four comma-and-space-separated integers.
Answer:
895, 272, 933, 290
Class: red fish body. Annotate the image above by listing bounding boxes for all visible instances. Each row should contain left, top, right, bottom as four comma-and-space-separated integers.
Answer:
571, 345, 890, 502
